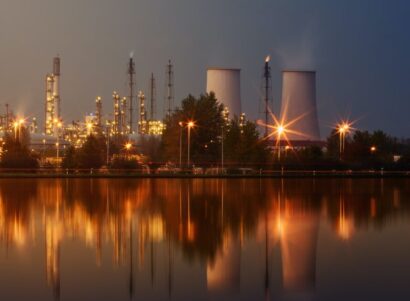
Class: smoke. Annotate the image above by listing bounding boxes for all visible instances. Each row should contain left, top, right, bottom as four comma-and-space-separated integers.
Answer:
274, 23, 318, 71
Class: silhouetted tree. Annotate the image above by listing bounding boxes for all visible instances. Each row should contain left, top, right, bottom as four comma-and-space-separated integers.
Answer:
224, 117, 270, 167
1, 132, 38, 169
162, 93, 224, 166
76, 135, 105, 169
61, 146, 77, 169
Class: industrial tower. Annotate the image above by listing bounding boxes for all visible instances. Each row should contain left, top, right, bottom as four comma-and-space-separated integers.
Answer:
113, 92, 121, 135
165, 60, 174, 117
95, 96, 102, 134
45, 56, 61, 136
128, 56, 135, 134
138, 91, 147, 135
263, 56, 272, 138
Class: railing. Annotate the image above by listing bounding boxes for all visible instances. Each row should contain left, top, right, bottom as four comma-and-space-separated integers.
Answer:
0, 168, 409, 177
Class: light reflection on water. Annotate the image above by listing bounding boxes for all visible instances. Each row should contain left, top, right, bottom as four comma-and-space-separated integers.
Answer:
0, 178, 409, 301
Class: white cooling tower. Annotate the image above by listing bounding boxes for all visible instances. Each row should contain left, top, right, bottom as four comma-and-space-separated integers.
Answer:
280, 71, 320, 141
281, 212, 319, 293
207, 235, 240, 292
206, 68, 241, 117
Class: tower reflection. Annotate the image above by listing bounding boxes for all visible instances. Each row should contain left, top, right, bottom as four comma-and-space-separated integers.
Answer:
0, 178, 408, 300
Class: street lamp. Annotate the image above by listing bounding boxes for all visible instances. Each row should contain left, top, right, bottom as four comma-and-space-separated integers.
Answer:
179, 122, 183, 169
106, 121, 111, 165
125, 142, 132, 160
56, 142, 60, 164
187, 121, 195, 168
337, 122, 351, 160
276, 124, 285, 161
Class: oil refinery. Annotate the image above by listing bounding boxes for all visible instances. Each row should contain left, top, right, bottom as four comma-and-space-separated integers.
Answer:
0, 54, 324, 167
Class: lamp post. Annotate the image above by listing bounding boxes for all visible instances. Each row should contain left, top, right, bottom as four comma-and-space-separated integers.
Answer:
106, 122, 111, 165
56, 142, 60, 164
337, 122, 350, 160
179, 122, 183, 169
187, 121, 194, 168
125, 142, 132, 160
221, 126, 224, 171
277, 125, 284, 161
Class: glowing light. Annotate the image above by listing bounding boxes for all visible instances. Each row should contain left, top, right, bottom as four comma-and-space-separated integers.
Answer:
370, 146, 377, 152
125, 142, 132, 150
335, 119, 356, 160
187, 121, 195, 128
265, 55, 270, 63
277, 125, 284, 135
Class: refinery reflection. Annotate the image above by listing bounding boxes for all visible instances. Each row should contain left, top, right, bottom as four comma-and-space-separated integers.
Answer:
0, 179, 409, 300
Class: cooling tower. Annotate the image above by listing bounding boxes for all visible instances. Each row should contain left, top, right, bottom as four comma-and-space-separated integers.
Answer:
207, 234, 240, 292
280, 71, 320, 140
281, 211, 319, 293
206, 68, 241, 117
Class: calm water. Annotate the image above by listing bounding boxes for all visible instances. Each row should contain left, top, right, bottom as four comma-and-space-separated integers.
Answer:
0, 178, 409, 301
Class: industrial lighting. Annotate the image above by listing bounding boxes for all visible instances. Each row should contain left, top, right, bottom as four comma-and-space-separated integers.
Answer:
125, 142, 132, 150
277, 125, 285, 135
336, 120, 355, 160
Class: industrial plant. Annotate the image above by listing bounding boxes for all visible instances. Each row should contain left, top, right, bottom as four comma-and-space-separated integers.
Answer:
0, 52, 327, 169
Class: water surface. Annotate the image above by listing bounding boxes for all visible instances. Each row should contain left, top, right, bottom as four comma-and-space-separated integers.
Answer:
0, 178, 409, 301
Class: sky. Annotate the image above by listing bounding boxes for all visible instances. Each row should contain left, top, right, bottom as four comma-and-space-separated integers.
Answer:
0, 0, 409, 137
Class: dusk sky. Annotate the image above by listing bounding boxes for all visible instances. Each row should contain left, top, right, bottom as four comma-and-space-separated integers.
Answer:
1, 0, 409, 137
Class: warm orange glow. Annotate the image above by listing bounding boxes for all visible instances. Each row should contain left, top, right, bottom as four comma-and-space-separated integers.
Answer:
370, 146, 376, 152
187, 121, 195, 128
337, 122, 352, 134
277, 125, 285, 135
125, 142, 132, 150
257, 101, 311, 150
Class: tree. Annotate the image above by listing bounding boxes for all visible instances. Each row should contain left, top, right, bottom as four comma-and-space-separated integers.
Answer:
75, 135, 105, 169
139, 135, 162, 164
224, 117, 270, 167
61, 146, 77, 169
1, 132, 38, 169
162, 93, 224, 166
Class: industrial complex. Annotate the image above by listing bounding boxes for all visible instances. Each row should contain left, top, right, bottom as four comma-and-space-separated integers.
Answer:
0, 54, 323, 167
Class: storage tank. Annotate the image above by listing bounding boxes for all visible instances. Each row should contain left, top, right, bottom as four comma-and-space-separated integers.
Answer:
206, 68, 241, 117
280, 71, 320, 141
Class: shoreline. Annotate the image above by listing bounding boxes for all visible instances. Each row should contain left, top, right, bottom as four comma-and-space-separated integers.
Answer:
0, 171, 408, 179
